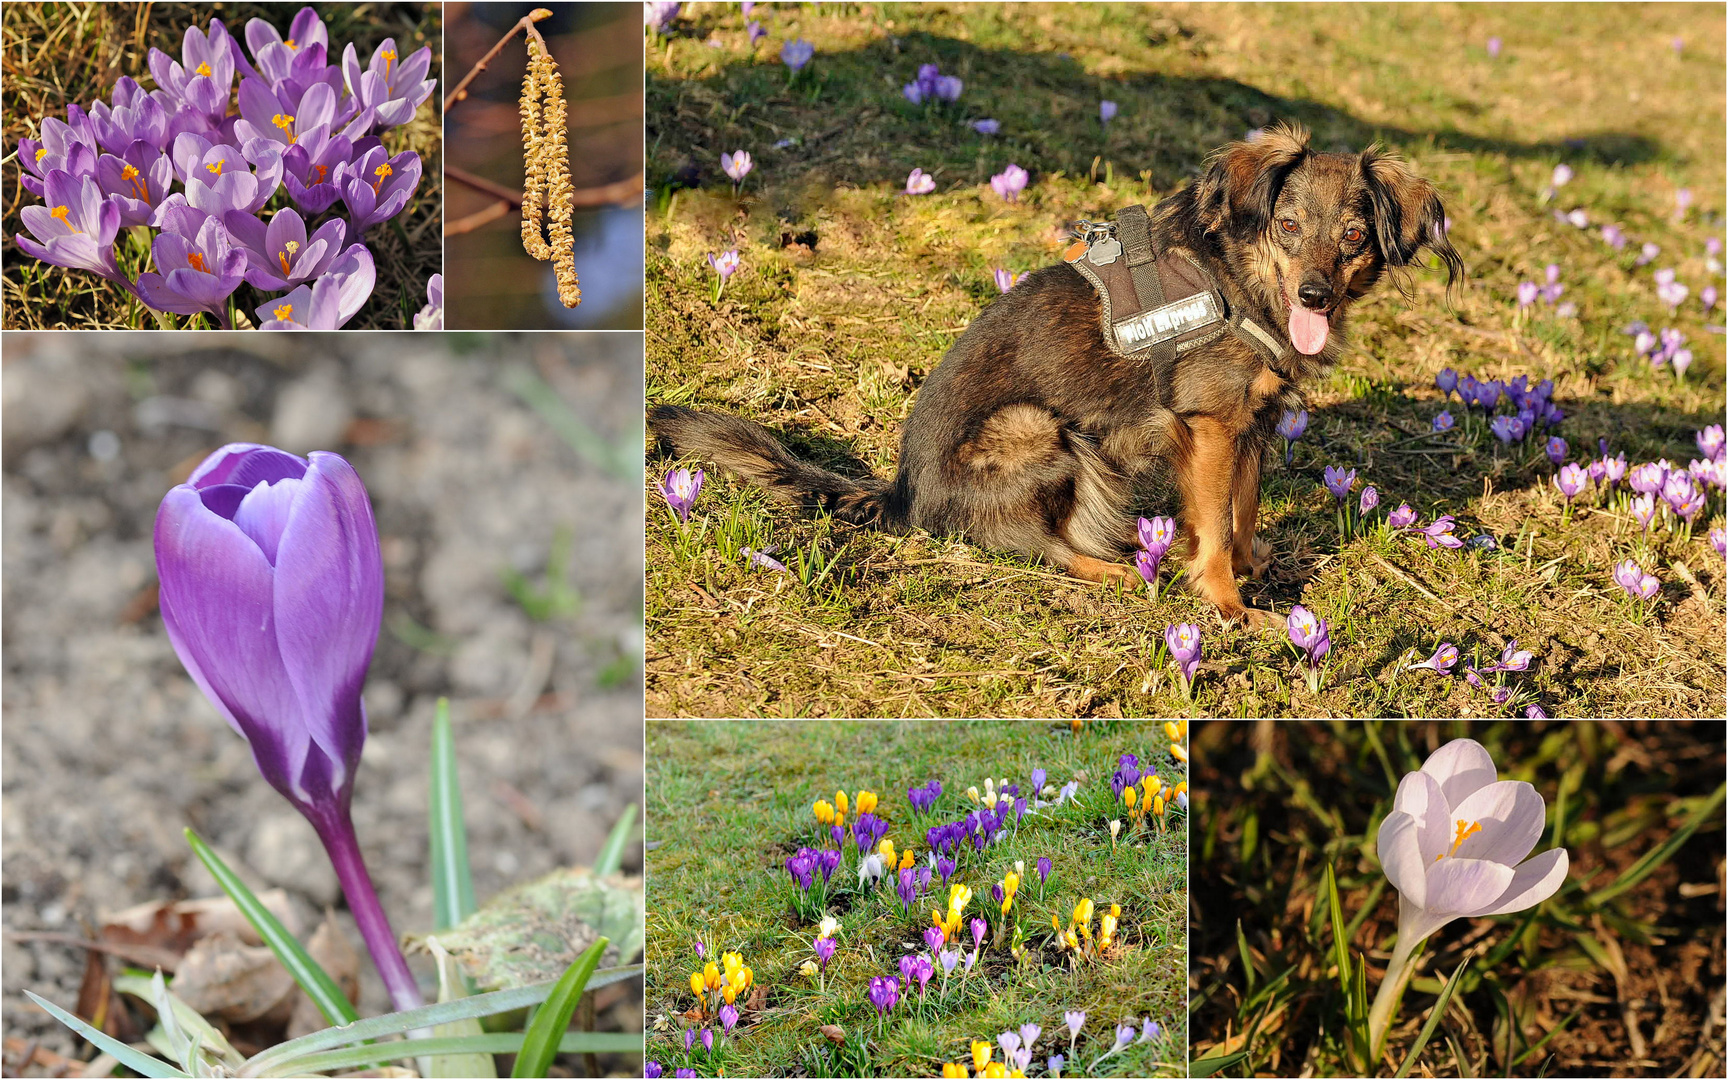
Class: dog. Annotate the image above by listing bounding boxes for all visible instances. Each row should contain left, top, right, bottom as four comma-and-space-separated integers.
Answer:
651, 123, 1463, 626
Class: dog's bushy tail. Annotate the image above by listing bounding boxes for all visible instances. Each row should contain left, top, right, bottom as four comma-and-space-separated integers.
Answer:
649, 405, 901, 529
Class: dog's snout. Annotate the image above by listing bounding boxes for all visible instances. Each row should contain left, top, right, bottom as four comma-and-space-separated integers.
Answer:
1297, 274, 1333, 310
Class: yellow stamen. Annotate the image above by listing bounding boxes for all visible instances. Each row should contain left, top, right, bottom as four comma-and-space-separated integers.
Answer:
34, 147, 48, 163
1435, 819, 1482, 861
49, 205, 80, 233
186, 251, 208, 273
206, 160, 224, 175
121, 162, 149, 201
272, 113, 297, 145
195, 61, 212, 77
370, 162, 392, 194
285, 38, 298, 50
381, 47, 397, 80
278, 240, 300, 275
273, 303, 294, 321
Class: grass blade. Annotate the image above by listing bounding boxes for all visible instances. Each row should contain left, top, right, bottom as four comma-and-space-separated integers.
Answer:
594, 805, 638, 877
1510, 1006, 1582, 1068
1586, 781, 1725, 906
1235, 918, 1255, 997
1393, 955, 1471, 1079
264, 1033, 643, 1077
1324, 861, 1352, 1001
512, 937, 609, 1078
23, 991, 189, 1079
113, 974, 242, 1070
183, 828, 359, 1027
430, 697, 477, 930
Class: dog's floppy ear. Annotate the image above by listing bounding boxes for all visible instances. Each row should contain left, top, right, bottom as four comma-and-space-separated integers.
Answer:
1197, 121, 1311, 235
1361, 149, 1465, 296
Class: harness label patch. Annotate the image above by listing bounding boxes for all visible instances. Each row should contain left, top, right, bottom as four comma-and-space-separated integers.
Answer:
1114, 291, 1222, 353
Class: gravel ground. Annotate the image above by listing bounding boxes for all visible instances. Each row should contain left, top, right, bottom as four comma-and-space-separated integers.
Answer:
1, 331, 645, 1069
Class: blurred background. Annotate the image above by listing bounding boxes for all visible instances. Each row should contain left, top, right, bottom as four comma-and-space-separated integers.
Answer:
444, 3, 644, 329
1, 331, 644, 1073
1189, 720, 1725, 1078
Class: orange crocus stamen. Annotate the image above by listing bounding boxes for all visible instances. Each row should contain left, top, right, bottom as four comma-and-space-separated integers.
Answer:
1434, 819, 1483, 861
273, 303, 294, 321
49, 205, 80, 233
195, 62, 212, 77
277, 240, 300, 276
34, 147, 48, 163
284, 38, 298, 50
272, 113, 297, 145
186, 251, 208, 273
206, 160, 224, 175
370, 162, 392, 194
121, 162, 149, 201
311, 164, 329, 183
380, 47, 397, 80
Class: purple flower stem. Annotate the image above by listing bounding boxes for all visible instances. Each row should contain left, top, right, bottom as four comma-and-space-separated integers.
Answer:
309, 805, 425, 1013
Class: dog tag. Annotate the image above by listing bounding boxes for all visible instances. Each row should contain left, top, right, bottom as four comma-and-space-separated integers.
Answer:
1087, 237, 1122, 266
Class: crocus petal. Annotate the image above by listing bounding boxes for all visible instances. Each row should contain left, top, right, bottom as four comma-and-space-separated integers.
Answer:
1419, 737, 1497, 808
268, 452, 382, 785
1447, 780, 1545, 867
1470, 848, 1569, 918
1376, 811, 1427, 910
1424, 857, 1515, 917
232, 476, 301, 563
1391, 769, 1451, 863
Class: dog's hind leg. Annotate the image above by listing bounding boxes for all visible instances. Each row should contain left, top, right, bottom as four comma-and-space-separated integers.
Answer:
1231, 443, 1274, 579
1174, 416, 1274, 627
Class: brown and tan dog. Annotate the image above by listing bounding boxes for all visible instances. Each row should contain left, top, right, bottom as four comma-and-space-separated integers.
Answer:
652, 123, 1463, 625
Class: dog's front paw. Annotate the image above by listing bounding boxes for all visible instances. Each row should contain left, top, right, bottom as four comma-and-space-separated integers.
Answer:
1234, 537, 1274, 579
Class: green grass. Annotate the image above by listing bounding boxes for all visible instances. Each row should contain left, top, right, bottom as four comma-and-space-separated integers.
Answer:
645, 720, 1187, 1078
644, 3, 1725, 718
2, 2, 442, 329
1189, 720, 1727, 1077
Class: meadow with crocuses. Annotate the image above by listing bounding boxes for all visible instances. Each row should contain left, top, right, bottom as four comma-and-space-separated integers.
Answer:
645, 720, 1187, 1078
1190, 720, 1725, 1077
645, 3, 1724, 718
3, 3, 441, 329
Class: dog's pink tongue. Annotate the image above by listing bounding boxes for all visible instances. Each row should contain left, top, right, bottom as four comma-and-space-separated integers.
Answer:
1288, 304, 1331, 355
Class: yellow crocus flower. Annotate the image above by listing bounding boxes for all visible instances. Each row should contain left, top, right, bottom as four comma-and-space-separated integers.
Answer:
1110, 903, 1121, 918
1051, 913, 1060, 931
1100, 912, 1117, 949
723, 951, 743, 974
1175, 780, 1188, 798
984, 1063, 1009, 1077
1143, 774, 1161, 800
900, 847, 915, 870
1124, 787, 1137, 809
814, 799, 834, 823
1171, 743, 1188, 763
834, 811, 845, 832
1073, 898, 1093, 928
690, 972, 705, 997
1002, 895, 1013, 917
858, 790, 878, 814
966, 786, 980, 803
972, 1041, 993, 1073
703, 961, 721, 990
1064, 928, 1079, 950
1165, 720, 1181, 743
943, 1065, 968, 1078
722, 983, 737, 1004
800, 959, 819, 978
879, 838, 896, 866
835, 790, 848, 815
1004, 870, 1019, 897
1154, 793, 1165, 816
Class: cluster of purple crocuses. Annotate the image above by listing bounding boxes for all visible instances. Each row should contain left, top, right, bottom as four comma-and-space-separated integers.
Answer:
907, 777, 944, 814
1433, 368, 1566, 446
1135, 515, 1178, 597
1625, 321, 1698, 379
926, 801, 1019, 861
1514, 262, 1572, 316
785, 845, 841, 919
17, 8, 434, 329
903, 62, 963, 105
1108, 753, 1149, 800
1408, 637, 1541, 712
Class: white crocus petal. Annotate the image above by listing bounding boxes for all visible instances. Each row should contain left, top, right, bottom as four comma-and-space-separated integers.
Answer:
1391, 769, 1452, 863
1448, 780, 1545, 866
1426, 857, 1516, 916
1471, 848, 1570, 918
1418, 737, 1498, 808
1376, 811, 1428, 910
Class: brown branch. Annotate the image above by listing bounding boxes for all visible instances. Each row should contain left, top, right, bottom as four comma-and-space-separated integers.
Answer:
447, 199, 513, 236
444, 7, 554, 113
447, 165, 646, 213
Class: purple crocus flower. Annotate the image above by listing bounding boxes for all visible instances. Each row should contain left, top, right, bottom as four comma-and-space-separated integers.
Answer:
934, 75, 964, 102
341, 38, 435, 131
253, 245, 375, 330
168, 132, 284, 216
721, 149, 754, 186
923, 925, 946, 956
645, 1, 681, 32
1544, 436, 1568, 464
993, 267, 1019, 293
936, 854, 956, 884
1554, 462, 1587, 501
154, 445, 421, 1012
1600, 224, 1626, 250
414, 272, 443, 330
1490, 640, 1534, 672
905, 168, 936, 195
1388, 503, 1417, 530
1635, 241, 1660, 267
15, 169, 125, 284
18, 117, 99, 199
135, 215, 249, 320
1049, 1054, 1065, 1077
1516, 281, 1538, 307
914, 954, 934, 996
1433, 368, 1458, 398
224, 207, 346, 291
1286, 605, 1330, 665
971, 118, 1001, 135
1164, 622, 1202, 683
1603, 453, 1628, 486
1322, 465, 1356, 500
1036, 856, 1052, 884
1613, 559, 1659, 601
645, 1062, 663, 1079
1703, 286, 1719, 312
971, 917, 987, 951
1432, 410, 1454, 433
1030, 768, 1046, 793
1359, 486, 1379, 515
743, 543, 787, 571
1421, 515, 1465, 549
719, 1003, 739, 1033
1478, 379, 1503, 412
146, 19, 239, 133
991, 163, 1029, 202
1711, 528, 1726, 557
1276, 407, 1309, 442
87, 77, 169, 154
785, 850, 815, 891
675, 1070, 696, 1079
1698, 425, 1726, 462
814, 934, 836, 968
338, 145, 420, 236
1100, 100, 1118, 125
683, 1029, 696, 1053
1486, 36, 1502, 57
1021, 1023, 1042, 1051
94, 143, 173, 226
1628, 462, 1667, 495
1408, 642, 1458, 674
278, 133, 359, 214
747, 20, 766, 46
867, 975, 898, 1017
781, 38, 815, 72
1629, 493, 1659, 530
235, 78, 338, 157
1489, 415, 1523, 444
701, 1028, 714, 1055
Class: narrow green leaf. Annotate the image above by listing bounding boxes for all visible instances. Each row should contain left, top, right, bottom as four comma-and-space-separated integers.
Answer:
1393, 956, 1471, 1079
1325, 861, 1352, 1000
1235, 918, 1255, 997
594, 805, 638, 878
512, 937, 609, 1078
245, 964, 643, 1075
183, 828, 358, 1027
1587, 781, 1726, 906
113, 974, 243, 1070
23, 991, 190, 1079
1509, 1006, 1582, 1068
1188, 1048, 1249, 1077
263, 1033, 643, 1077
430, 697, 477, 930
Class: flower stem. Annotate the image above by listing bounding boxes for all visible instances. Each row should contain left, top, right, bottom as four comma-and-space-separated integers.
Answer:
308, 806, 425, 1013
1366, 931, 1422, 1066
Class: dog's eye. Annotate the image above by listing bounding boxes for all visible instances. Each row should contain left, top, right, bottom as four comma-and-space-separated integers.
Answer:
1280, 219, 1299, 235
1344, 226, 1365, 244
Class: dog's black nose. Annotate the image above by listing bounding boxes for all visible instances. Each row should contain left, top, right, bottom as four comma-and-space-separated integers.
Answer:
1297, 277, 1333, 310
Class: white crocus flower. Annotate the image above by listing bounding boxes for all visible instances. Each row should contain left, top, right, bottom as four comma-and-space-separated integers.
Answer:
1367, 738, 1568, 1059
857, 852, 885, 887
818, 915, 840, 939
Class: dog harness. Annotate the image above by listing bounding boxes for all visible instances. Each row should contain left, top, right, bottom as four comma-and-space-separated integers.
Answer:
1064, 203, 1290, 368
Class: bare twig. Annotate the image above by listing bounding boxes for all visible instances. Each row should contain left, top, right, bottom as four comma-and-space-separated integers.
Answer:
446, 199, 513, 235
446, 165, 645, 210
447, 164, 525, 206
444, 7, 553, 113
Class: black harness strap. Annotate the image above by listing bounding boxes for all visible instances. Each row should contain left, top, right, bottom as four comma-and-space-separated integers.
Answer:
1114, 205, 1176, 368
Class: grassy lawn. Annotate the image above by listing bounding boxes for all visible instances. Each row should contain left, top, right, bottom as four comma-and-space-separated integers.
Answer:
644, 3, 1725, 718
3, 2, 442, 329
645, 720, 1187, 1078
1189, 719, 1726, 1077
